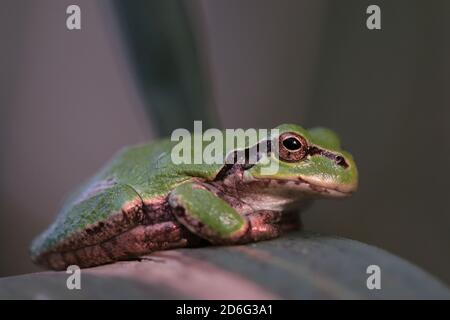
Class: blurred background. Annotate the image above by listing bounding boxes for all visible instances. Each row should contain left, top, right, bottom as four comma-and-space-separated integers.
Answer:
1, 0, 449, 287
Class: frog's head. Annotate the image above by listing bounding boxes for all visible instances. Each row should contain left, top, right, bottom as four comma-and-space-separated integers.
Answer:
243, 124, 358, 198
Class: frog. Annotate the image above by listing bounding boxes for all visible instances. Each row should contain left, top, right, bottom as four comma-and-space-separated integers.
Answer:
30, 124, 358, 270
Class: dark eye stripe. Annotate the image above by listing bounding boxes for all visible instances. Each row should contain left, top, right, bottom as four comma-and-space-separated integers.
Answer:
215, 140, 272, 180
308, 146, 349, 168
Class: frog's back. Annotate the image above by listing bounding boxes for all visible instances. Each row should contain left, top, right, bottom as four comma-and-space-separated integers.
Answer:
100, 139, 187, 198
30, 139, 203, 267
31, 134, 235, 268
99, 138, 222, 199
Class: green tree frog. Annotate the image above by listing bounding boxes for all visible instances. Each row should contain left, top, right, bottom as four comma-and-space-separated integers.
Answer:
30, 124, 358, 270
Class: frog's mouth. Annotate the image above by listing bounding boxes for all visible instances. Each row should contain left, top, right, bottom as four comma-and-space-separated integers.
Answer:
242, 175, 355, 198
214, 162, 354, 199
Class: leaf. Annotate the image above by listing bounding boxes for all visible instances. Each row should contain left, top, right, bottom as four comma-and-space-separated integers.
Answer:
1, 232, 449, 299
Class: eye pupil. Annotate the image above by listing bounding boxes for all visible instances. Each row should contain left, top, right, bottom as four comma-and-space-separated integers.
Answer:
283, 137, 301, 151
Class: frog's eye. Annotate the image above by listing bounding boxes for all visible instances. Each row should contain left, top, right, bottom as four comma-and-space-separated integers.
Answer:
278, 132, 308, 162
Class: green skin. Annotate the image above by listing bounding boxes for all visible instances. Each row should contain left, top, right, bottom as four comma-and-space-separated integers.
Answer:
31, 124, 358, 270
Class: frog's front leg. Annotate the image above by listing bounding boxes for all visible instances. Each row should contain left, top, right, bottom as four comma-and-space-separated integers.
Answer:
244, 210, 282, 242
168, 182, 281, 244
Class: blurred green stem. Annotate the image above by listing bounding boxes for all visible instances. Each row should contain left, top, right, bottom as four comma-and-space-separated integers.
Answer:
113, 0, 219, 136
